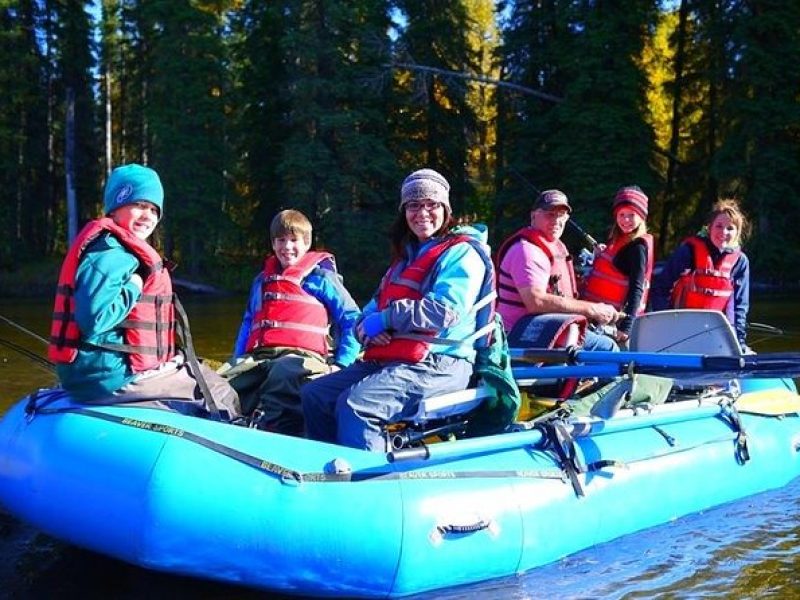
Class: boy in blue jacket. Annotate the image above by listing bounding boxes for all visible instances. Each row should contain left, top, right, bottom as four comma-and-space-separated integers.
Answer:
49, 163, 241, 420
220, 209, 361, 435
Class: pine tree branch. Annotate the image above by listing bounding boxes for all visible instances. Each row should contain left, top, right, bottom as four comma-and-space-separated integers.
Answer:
386, 61, 564, 104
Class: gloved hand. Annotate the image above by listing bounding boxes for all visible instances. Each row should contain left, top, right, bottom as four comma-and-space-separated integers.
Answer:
360, 312, 387, 338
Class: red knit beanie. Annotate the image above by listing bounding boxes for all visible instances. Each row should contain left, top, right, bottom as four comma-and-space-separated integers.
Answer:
612, 186, 648, 219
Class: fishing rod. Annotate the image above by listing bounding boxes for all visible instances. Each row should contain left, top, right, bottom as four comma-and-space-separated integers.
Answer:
0, 337, 55, 373
0, 313, 55, 373
0, 313, 49, 346
748, 322, 783, 336
506, 166, 599, 249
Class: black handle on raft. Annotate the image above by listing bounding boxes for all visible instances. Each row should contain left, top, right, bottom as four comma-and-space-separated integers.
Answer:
437, 520, 492, 535
387, 445, 431, 463
511, 346, 580, 364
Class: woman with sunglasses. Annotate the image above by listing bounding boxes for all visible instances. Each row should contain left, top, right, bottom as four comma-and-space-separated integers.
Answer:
301, 168, 495, 451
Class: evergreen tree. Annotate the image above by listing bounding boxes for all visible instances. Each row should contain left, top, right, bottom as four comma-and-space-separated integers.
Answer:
0, 1, 50, 265
139, 0, 234, 277
226, 1, 290, 263
463, 0, 501, 221
640, 2, 709, 251
719, 0, 800, 283
496, 0, 566, 240
277, 0, 398, 298
56, 0, 100, 235
499, 0, 661, 249
391, 0, 475, 213
549, 0, 660, 238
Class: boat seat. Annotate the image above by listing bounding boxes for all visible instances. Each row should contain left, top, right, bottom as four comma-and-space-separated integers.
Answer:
410, 385, 492, 423
508, 313, 588, 399
386, 378, 535, 451
630, 309, 742, 393
629, 309, 742, 356
385, 386, 489, 450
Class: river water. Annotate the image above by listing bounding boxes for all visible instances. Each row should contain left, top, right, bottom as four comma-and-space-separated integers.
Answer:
1, 295, 800, 599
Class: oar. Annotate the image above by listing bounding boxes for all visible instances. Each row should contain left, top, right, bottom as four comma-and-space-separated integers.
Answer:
511, 347, 714, 368
510, 350, 800, 381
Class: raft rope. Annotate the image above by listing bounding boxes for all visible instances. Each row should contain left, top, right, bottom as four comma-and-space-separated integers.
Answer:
651, 425, 676, 446
536, 419, 626, 497
718, 401, 750, 464
25, 403, 569, 486
23, 395, 754, 491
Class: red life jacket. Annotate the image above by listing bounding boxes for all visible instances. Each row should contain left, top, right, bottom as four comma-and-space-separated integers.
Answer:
495, 227, 577, 310
670, 236, 741, 311
581, 234, 654, 313
48, 217, 177, 372
364, 235, 493, 363
244, 251, 333, 357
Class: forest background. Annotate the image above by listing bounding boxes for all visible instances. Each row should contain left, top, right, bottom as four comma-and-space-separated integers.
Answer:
1, 0, 798, 303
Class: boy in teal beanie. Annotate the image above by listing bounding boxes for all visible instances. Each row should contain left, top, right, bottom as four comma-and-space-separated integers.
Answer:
48, 163, 242, 420
103, 163, 164, 216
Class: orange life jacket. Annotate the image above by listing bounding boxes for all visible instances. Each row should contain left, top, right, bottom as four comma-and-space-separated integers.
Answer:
48, 217, 177, 372
244, 251, 333, 357
581, 234, 654, 313
364, 235, 493, 363
670, 236, 741, 311
495, 227, 577, 310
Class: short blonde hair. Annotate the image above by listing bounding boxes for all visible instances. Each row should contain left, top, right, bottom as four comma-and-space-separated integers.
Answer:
270, 209, 312, 245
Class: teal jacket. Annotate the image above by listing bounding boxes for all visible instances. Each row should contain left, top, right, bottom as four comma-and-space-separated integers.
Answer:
56, 234, 143, 401
360, 224, 493, 363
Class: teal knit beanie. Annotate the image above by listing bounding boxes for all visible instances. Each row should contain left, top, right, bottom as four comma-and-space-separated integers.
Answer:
103, 164, 164, 216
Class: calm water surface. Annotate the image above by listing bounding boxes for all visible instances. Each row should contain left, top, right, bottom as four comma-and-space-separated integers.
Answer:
1, 294, 800, 599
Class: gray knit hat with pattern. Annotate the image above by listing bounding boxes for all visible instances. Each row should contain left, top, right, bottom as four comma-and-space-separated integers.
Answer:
399, 168, 451, 211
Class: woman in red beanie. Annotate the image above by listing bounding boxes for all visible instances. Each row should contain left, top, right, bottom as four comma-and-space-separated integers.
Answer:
581, 186, 654, 345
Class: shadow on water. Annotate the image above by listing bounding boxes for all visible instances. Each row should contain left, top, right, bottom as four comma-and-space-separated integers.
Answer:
3, 477, 800, 599
2, 294, 800, 598
0, 511, 293, 600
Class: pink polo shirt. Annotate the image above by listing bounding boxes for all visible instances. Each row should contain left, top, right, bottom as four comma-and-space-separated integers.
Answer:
497, 238, 551, 332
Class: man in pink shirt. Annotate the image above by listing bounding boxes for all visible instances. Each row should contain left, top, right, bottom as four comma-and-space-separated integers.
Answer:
496, 189, 619, 351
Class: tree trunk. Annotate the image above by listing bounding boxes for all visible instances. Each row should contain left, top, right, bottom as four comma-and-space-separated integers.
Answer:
65, 88, 78, 244
659, 0, 689, 254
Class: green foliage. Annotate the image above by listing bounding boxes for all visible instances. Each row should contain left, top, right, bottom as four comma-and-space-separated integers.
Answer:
498, 0, 661, 248
391, 0, 475, 207
2, 0, 800, 293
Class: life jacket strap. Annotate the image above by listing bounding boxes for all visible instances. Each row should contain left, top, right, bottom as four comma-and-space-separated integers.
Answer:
250, 319, 329, 336
262, 292, 321, 305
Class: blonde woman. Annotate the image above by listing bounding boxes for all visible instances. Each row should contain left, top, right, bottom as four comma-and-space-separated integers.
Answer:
651, 198, 751, 348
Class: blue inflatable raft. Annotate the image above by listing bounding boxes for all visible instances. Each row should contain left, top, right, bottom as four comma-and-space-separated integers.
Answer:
2, 379, 800, 597
1, 310, 800, 598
